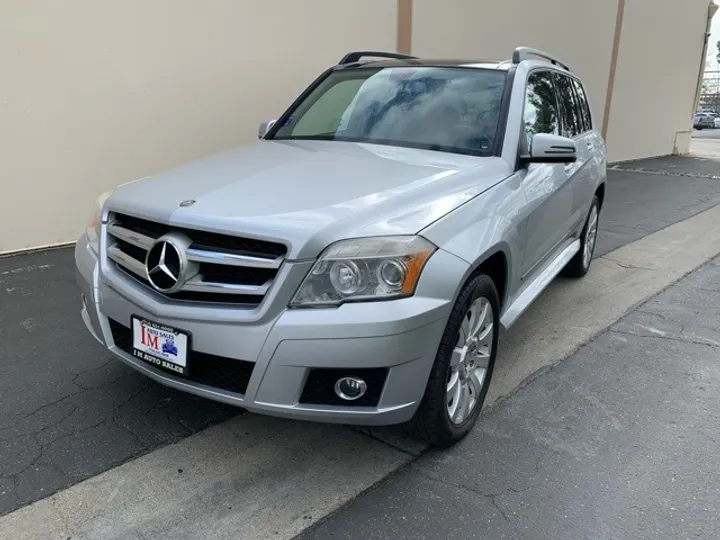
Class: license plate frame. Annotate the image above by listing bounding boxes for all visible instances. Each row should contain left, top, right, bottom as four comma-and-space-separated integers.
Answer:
131, 315, 191, 377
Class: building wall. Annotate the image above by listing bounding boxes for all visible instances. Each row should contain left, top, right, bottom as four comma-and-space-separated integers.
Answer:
0, 0, 713, 253
0, 0, 396, 253
605, 0, 710, 162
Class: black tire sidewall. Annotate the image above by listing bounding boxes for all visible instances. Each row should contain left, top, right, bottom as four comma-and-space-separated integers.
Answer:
419, 274, 500, 446
562, 194, 600, 278
580, 196, 600, 272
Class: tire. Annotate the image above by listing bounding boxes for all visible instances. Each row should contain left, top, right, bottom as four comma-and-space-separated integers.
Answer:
562, 195, 600, 278
403, 274, 499, 448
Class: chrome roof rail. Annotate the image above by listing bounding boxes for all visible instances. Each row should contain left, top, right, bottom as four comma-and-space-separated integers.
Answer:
512, 47, 571, 71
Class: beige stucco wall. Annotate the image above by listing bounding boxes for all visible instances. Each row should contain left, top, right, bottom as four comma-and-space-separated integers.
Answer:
411, 0, 618, 149
0, 0, 713, 253
605, 0, 710, 162
0, 0, 396, 253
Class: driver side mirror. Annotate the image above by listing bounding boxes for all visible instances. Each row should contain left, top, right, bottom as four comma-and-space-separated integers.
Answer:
258, 119, 277, 139
520, 133, 577, 166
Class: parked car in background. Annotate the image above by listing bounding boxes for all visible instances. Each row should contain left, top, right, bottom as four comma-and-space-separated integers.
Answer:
76, 47, 607, 447
694, 112, 715, 129
715, 115, 720, 129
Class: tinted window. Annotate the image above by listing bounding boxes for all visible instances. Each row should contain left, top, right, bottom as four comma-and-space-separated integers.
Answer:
290, 79, 366, 136
554, 74, 583, 137
523, 71, 559, 148
572, 79, 593, 131
272, 67, 507, 156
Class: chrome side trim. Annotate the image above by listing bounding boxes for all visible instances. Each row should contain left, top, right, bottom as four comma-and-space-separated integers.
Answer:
108, 245, 147, 279
186, 247, 283, 269
108, 223, 155, 250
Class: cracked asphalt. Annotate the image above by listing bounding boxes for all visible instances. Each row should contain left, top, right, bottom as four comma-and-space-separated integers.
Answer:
2, 153, 720, 518
0, 249, 237, 515
297, 252, 720, 540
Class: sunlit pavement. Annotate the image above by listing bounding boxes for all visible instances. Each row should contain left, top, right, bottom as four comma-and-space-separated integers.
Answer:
691, 130, 720, 158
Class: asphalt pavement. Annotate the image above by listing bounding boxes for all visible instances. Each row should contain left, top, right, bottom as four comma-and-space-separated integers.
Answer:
298, 254, 720, 540
1, 150, 720, 524
0, 249, 238, 515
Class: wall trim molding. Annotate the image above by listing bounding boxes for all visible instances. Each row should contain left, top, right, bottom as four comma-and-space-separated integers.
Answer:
0, 241, 75, 258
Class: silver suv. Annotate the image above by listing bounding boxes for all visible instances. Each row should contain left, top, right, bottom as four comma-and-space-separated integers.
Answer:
76, 47, 606, 447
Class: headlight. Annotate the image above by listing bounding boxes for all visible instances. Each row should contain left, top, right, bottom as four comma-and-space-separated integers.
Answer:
87, 191, 112, 253
290, 236, 436, 307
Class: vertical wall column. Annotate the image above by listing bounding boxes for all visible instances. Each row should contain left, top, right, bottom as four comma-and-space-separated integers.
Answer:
601, 0, 627, 140
397, 0, 413, 53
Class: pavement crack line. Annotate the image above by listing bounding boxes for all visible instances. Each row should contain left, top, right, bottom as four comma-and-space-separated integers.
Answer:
609, 329, 720, 350
635, 309, 670, 321
488, 494, 511, 522
353, 428, 421, 457
599, 256, 661, 272
0, 358, 131, 434
410, 465, 537, 521
1, 384, 151, 498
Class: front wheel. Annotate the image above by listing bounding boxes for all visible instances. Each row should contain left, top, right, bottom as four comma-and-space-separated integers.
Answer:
404, 274, 499, 447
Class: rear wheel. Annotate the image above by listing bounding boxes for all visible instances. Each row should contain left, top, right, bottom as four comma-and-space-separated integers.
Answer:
404, 274, 499, 447
562, 195, 600, 278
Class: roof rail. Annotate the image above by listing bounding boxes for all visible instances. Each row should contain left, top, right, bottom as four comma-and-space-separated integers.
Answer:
338, 51, 418, 65
512, 47, 570, 71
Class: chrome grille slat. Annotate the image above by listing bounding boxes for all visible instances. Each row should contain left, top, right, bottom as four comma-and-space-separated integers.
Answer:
108, 245, 147, 279
183, 276, 270, 296
108, 223, 155, 250
105, 213, 286, 305
185, 247, 282, 269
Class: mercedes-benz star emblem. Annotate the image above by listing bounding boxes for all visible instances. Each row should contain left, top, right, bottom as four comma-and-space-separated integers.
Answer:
146, 239, 184, 293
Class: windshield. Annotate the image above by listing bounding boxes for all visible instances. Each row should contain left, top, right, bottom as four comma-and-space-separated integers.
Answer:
270, 67, 507, 156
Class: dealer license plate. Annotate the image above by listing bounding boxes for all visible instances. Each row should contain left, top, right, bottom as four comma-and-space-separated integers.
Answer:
131, 317, 189, 376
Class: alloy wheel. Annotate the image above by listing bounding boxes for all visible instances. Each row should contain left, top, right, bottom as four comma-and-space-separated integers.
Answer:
447, 296, 494, 425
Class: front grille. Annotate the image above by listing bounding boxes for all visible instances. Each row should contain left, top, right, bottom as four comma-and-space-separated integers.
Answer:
300, 368, 388, 407
109, 319, 254, 395
115, 214, 287, 257
105, 212, 287, 306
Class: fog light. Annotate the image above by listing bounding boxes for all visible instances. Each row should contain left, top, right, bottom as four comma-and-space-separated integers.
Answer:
334, 377, 367, 401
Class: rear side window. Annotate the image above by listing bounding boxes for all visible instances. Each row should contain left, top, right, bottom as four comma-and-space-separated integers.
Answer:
553, 73, 583, 138
572, 79, 593, 132
522, 71, 559, 149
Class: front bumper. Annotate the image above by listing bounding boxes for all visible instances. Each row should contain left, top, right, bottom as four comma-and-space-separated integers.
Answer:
75, 235, 469, 426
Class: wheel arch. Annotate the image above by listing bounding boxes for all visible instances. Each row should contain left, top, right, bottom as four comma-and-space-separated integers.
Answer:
464, 246, 511, 311
595, 182, 606, 210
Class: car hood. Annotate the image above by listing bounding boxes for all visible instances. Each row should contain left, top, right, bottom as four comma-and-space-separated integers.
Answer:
107, 139, 512, 259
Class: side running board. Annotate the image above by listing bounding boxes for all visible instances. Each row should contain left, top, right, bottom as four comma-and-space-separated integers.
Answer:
500, 239, 581, 330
